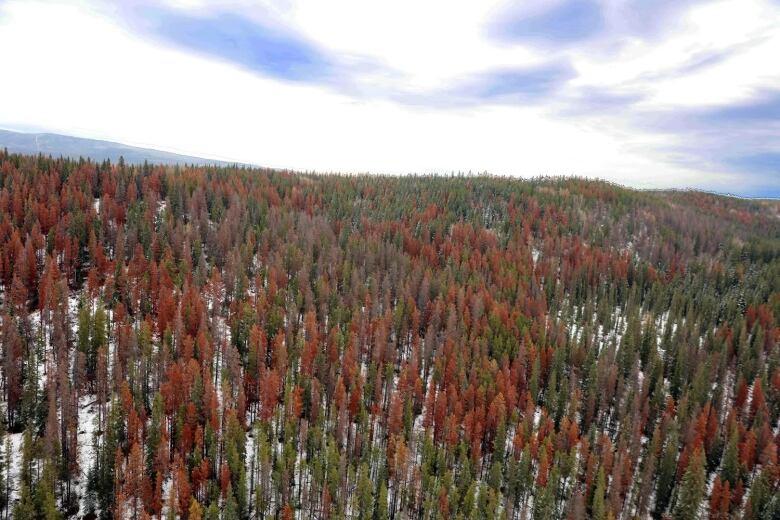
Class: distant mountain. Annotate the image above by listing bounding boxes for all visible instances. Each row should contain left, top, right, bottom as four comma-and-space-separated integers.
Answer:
0, 129, 243, 166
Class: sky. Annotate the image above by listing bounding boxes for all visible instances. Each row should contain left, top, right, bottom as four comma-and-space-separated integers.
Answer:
0, 0, 778, 197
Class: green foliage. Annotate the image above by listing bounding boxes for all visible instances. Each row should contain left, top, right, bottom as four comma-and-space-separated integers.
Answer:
673, 449, 706, 520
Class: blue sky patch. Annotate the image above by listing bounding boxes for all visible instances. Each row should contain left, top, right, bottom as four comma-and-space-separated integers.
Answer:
456, 62, 576, 102
492, 1, 604, 45
136, 8, 333, 82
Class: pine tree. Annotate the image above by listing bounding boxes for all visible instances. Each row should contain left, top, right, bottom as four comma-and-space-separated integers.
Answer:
13, 429, 35, 520
0, 419, 6, 517
533, 479, 555, 520
3, 432, 11, 519
35, 460, 61, 520
146, 393, 163, 478
223, 484, 239, 520
673, 448, 705, 520
77, 304, 91, 361
745, 467, 772, 520
89, 303, 107, 384
12, 487, 34, 520
478, 483, 499, 519
656, 424, 679, 516
19, 348, 39, 430
91, 399, 122, 518
124, 442, 145, 520
356, 463, 373, 520
205, 502, 219, 520
720, 427, 740, 487
188, 499, 203, 520
591, 466, 607, 520
376, 481, 389, 520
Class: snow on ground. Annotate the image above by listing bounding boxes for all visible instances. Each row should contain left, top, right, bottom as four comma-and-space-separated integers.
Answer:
68, 294, 81, 322
5, 431, 23, 506
76, 395, 100, 515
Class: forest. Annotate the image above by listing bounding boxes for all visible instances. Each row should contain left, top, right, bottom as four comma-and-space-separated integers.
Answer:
0, 151, 778, 519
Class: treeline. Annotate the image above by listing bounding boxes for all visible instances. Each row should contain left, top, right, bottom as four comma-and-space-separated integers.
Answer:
0, 151, 778, 519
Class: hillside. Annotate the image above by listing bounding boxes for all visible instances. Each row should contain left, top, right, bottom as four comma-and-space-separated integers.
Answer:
0, 152, 778, 519
0, 129, 240, 167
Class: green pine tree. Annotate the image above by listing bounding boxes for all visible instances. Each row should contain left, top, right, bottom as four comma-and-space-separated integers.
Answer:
0, 419, 7, 516
746, 467, 772, 520
35, 460, 60, 520
533, 480, 556, 520
672, 449, 706, 520
375, 481, 388, 520
720, 427, 740, 487
13, 429, 36, 520
356, 463, 373, 520
223, 484, 239, 520
655, 424, 679, 516
591, 467, 606, 520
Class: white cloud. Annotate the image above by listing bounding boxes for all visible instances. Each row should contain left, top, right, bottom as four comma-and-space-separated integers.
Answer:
0, 0, 778, 194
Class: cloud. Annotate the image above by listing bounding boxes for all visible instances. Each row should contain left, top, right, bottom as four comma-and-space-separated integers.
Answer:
724, 152, 780, 176
636, 92, 780, 136
0, 0, 778, 197
555, 88, 644, 115
491, 0, 604, 46
653, 148, 778, 197
378, 61, 576, 109
488, 0, 713, 49
700, 91, 780, 123
123, 6, 334, 82
620, 92, 780, 194
671, 47, 752, 76
605, 0, 709, 41
450, 61, 576, 104
634, 40, 766, 84
719, 152, 780, 197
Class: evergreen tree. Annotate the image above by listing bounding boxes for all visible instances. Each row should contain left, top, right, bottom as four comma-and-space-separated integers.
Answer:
375, 481, 388, 520
356, 463, 373, 520
655, 424, 679, 516
745, 467, 772, 520
0, 420, 7, 517
591, 466, 607, 520
533, 480, 556, 520
673, 448, 706, 520
35, 461, 60, 520
223, 484, 239, 520
189, 499, 203, 520
720, 427, 740, 487
13, 429, 35, 520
